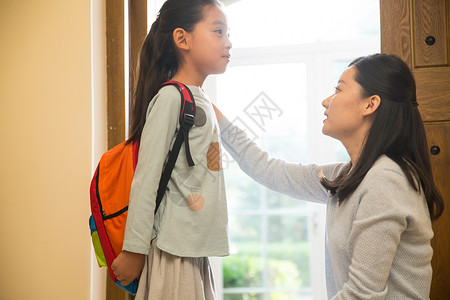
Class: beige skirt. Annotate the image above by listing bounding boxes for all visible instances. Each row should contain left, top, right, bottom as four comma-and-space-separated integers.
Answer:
135, 239, 216, 300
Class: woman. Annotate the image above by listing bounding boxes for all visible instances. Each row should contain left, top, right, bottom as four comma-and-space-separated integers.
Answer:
215, 53, 444, 299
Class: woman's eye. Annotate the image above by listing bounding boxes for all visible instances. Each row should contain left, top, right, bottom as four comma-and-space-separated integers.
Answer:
334, 86, 341, 93
215, 29, 223, 35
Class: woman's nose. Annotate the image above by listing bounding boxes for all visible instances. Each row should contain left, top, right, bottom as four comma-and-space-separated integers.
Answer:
322, 96, 330, 108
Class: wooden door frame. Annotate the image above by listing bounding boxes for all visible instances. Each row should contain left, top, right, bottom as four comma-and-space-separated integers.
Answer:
105, 0, 147, 298
106, 0, 147, 150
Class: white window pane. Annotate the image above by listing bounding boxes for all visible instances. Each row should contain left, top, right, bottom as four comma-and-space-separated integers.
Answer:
225, 0, 380, 48
217, 63, 308, 212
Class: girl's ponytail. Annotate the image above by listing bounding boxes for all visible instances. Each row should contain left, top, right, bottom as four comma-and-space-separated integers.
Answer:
127, 0, 221, 144
127, 17, 177, 143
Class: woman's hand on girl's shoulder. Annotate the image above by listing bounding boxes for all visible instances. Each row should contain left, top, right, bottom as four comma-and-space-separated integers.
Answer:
212, 103, 224, 122
111, 250, 145, 286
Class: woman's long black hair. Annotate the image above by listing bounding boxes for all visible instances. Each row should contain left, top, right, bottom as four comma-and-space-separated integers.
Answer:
127, 0, 221, 144
320, 53, 444, 220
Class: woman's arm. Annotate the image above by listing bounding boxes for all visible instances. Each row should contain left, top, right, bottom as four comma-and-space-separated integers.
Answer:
216, 106, 345, 204
212, 102, 223, 122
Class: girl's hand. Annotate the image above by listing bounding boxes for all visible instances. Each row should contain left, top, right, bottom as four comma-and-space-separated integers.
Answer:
212, 103, 223, 122
111, 250, 145, 286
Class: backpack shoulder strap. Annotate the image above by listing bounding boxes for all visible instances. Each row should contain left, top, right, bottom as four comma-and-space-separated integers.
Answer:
160, 81, 196, 166
155, 81, 196, 214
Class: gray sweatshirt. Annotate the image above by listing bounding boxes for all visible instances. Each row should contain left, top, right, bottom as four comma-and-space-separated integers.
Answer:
219, 116, 433, 299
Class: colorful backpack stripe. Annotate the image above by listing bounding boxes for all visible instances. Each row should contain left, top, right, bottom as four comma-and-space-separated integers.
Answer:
89, 81, 195, 295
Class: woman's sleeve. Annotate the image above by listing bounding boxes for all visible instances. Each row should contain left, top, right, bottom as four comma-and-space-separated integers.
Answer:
219, 117, 344, 204
122, 90, 180, 255
332, 167, 412, 299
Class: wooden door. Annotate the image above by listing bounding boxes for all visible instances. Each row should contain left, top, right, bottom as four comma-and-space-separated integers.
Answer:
381, 0, 450, 298
426, 123, 450, 298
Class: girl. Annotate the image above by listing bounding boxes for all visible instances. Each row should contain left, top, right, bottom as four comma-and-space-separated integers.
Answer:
111, 0, 232, 299
214, 54, 443, 299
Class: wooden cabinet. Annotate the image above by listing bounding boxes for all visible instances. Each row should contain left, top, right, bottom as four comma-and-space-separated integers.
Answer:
414, 68, 450, 121
413, 0, 448, 67
381, 0, 450, 298
426, 123, 450, 298
413, 0, 450, 123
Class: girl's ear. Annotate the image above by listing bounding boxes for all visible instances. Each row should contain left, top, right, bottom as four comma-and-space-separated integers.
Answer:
362, 95, 381, 116
173, 28, 189, 51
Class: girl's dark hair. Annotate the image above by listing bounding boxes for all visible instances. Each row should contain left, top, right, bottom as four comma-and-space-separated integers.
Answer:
320, 53, 444, 220
127, 0, 221, 143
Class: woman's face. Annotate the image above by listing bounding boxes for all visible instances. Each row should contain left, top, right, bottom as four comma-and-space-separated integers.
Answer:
321, 66, 371, 145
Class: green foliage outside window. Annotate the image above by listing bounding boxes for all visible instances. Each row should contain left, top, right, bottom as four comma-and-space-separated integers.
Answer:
223, 242, 310, 289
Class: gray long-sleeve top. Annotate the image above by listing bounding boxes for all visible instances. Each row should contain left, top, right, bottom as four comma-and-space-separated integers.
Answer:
219, 116, 433, 299
123, 85, 229, 258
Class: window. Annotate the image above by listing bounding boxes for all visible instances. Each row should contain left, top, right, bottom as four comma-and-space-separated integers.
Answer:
203, 1, 380, 299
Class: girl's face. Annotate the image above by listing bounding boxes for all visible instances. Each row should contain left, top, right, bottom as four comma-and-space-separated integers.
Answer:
321, 66, 372, 145
186, 4, 232, 78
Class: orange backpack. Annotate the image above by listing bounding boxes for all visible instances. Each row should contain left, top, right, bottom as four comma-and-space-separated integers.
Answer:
89, 81, 195, 294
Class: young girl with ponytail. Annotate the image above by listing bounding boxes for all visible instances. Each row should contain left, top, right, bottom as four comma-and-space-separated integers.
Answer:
111, 1, 232, 299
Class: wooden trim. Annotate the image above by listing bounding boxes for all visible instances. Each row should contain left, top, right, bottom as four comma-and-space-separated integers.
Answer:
128, 0, 147, 124
105, 0, 125, 298
106, 0, 125, 150
105, 0, 147, 299
380, 0, 413, 68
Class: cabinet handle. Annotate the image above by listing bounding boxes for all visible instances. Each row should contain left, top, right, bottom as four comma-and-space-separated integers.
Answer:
430, 145, 440, 155
425, 36, 436, 46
